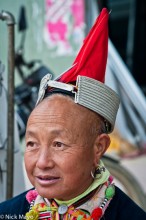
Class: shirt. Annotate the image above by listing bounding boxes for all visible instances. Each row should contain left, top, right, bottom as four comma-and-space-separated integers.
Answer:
0, 186, 146, 219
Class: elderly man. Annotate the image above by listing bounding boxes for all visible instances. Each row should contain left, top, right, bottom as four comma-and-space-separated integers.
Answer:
25, 93, 110, 201
0, 8, 146, 220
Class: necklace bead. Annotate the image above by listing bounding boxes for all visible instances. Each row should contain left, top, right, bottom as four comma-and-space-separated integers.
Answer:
58, 204, 68, 214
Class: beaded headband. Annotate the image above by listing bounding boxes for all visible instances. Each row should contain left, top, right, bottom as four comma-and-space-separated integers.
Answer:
36, 73, 120, 133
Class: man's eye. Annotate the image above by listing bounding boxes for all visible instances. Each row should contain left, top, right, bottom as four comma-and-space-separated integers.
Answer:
54, 142, 63, 148
26, 141, 35, 148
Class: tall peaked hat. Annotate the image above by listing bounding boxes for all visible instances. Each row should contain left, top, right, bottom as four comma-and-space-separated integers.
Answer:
58, 8, 109, 83
36, 8, 120, 133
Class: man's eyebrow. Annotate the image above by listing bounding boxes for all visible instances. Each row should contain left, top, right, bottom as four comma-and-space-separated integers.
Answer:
50, 129, 64, 135
25, 130, 36, 138
25, 129, 65, 137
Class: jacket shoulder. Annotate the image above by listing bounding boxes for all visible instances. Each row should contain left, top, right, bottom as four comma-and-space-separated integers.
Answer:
103, 186, 146, 220
0, 190, 30, 215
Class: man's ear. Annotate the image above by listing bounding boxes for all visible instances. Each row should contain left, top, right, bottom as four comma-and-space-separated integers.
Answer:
93, 133, 110, 165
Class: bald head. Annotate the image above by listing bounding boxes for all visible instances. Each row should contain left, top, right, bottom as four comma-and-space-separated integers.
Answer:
27, 94, 105, 147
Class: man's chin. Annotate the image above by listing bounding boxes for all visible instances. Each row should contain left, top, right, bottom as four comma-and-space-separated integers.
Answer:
35, 185, 60, 199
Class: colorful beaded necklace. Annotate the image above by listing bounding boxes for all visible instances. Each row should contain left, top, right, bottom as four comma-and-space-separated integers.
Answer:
25, 176, 115, 220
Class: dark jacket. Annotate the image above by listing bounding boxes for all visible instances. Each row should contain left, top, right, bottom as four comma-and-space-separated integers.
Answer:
0, 187, 146, 219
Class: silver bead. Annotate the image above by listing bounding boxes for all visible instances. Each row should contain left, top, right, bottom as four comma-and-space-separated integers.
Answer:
58, 204, 68, 214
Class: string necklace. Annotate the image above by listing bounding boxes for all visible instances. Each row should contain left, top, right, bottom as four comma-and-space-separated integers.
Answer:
25, 176, 115, 220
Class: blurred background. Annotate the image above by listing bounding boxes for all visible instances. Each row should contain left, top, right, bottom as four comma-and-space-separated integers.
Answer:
0, 0, 146, 209
1, 0, 146, 92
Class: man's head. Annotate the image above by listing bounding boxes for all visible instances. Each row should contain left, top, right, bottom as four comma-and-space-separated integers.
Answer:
25, 94, 110, 200
25, 8, 119, 201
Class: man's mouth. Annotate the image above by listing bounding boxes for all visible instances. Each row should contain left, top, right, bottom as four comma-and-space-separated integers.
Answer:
36, 175, 60, 185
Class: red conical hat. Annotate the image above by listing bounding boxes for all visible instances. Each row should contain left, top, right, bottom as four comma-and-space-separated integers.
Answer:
58, 8, 109, 83
36, 8, 120, 133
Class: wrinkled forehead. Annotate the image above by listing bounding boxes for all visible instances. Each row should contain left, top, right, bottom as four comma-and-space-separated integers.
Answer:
32, 94, 77, 116
27, 94, 101, 131
26, 94, 103, 144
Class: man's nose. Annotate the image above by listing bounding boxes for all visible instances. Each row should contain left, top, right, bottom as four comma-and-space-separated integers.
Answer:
36, 148, 55, 169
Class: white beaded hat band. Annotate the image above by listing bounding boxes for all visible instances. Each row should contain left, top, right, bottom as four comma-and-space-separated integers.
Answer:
36, 74, 120, 133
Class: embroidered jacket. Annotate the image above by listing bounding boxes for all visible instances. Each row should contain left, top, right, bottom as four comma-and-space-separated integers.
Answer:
0, 187, 146, 219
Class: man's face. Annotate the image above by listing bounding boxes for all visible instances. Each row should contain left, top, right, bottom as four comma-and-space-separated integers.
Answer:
25, 95, 102, 200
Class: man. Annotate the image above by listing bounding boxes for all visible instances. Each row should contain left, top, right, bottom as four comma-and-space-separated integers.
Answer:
0, 8, 146, 220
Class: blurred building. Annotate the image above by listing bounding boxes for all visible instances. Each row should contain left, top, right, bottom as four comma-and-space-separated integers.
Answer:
98, 0, 146, 95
